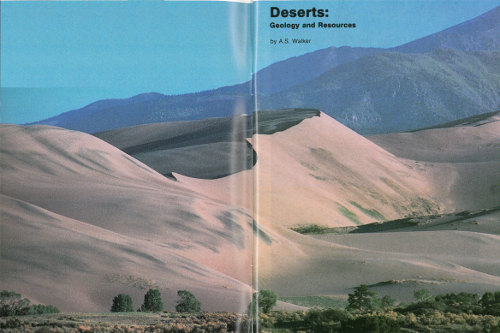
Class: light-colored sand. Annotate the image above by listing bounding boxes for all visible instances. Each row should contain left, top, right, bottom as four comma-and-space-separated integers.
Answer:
252, 113, 443, 227
0, 194, 251, 312
182, 112, 500, 301
179, 113, 441, 228
2, 109, 499, 311
257, 113, 500, 299
0, 124, 253, 312
368, 112, 500, 210
175, 112, 500, 302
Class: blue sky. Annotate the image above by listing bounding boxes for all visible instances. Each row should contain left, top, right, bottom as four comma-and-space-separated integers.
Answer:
1, 0, 499, 123
1, 1, 252, 123
255, 0, 500, 69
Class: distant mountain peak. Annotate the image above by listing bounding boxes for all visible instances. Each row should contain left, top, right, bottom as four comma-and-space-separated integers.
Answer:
395, 6, 500, 53
29, 6, 500, 134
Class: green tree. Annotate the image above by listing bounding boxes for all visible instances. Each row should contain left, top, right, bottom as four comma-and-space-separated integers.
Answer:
413, 289, 432, 303
141, 289, 163, 312
346, 285, 376, 313
398, 300, 446, 315
341, 314, 400, 333
480, 291, 500, 315
0, 291, 31, 317
252, 290, 277, 314
380, 295, 396, 309
111, 294, 134, 312
481, 292, 495, 308
176, 290, 201, 313
434, 292, 480, 314
304, 308, 351, 332
28, 304, 60, 315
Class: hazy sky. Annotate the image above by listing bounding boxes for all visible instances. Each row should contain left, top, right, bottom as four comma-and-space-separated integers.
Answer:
1, 1, 252, 94
1, 0, 499, 123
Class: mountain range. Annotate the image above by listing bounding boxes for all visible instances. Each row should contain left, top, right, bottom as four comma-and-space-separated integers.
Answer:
29, 6, 500, 134
261, 48, 500, 133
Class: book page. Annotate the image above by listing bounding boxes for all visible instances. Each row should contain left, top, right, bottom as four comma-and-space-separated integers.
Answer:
1, 0, 500, 331
252, 0, 500, 330
1, 0, 255, 324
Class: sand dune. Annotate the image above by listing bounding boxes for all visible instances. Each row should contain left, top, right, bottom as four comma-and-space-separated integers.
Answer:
178, 112, 441, 228
257, 230, 500, 302
368, 111, 500, 210
177, 111, 500, 301
251, 111, 500, 300
0, 194, 250, 312
367, 111, 500, 163
2, 109, 499, 311
94, 109, 319, 180
94, 117, 255, 179
0, 124, 253, 311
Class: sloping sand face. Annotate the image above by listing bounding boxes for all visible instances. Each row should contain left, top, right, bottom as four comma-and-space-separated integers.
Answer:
248, 112, 500, 300
179, 112, 440, 228
368, 111, 500, 210
0, 124, 253, 312
94, 117, 256, 179
1, 194, 251, 312
2, 109, 498, 311
178, 111, 499, 301
252, 112, 441, 228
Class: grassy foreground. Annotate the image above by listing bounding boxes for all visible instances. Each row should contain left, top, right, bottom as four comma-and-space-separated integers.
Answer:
0, 312, 250, 332
3, 309, 500, 333
258, 309, 500, 333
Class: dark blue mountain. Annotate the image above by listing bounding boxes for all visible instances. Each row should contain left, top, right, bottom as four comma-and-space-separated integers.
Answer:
260, 48, 500, 133
31, 6, 500, 134
395, 6, 500, 53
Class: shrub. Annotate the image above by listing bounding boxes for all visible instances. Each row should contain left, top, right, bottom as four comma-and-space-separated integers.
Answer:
341, 314, 401, 332
380, 295, 396, 310
397, 300, 446, 315
0, 291, 60, 317
111, 294, 134, 312
141, 289, 163, 312
0, 290, 31, 316
290, 224, 329, 234
273, 311, 307, 330
255, 290, 277, 314
0, 317, 22, 329
414, 289, 433, 303
176, 290, 201, 313
346, 285, 376, 313
250, 290, 277, 316
303, 308, 325, 331
435, 292, 481, 314
481, 291, 500, 315
304, 308, 351, 332
28, 304, 60, 315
